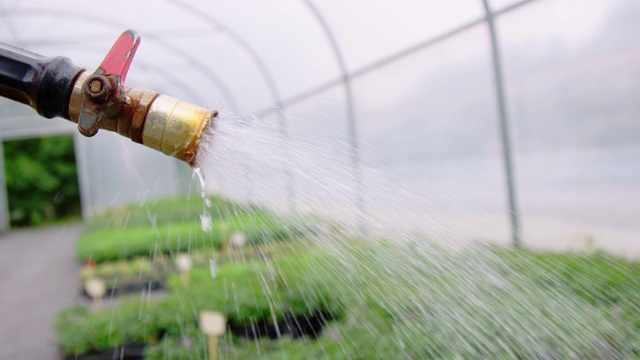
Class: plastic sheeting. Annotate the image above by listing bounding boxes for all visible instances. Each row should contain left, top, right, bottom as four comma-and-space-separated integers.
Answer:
0, 0, 638, 254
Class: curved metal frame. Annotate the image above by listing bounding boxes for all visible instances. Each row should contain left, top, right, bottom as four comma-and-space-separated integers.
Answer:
254, 0, 536, 119
301, 0, 367, 234
481, 0, 521, 247
166, 0, 297, 209
0, 8, 241, 114
165, 0, 284, 118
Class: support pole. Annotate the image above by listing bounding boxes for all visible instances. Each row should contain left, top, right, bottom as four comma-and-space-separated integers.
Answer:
482, 0, 522, 247
303, 0, 368, 236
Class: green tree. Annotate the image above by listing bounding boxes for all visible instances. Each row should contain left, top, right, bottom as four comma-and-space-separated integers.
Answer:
3, 135, 81, 227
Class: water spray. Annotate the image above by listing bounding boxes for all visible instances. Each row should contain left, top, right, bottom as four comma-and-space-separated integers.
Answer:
0, 29, 216, 165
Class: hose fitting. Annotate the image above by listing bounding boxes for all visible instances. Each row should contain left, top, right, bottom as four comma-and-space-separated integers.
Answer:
68, 71, 215, 164
69, 30, 216, 165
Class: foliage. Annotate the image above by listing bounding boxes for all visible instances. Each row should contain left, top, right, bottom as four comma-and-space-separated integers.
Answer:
77, 221, 217, 263
78, 241, 306, 292
85, 196, 254, 231
56, 249, 340, 355
54, 298, 184, 355
164, 249, 342, 323
76, 212, 306, 263
3, 135, 80, 227
79, 257, 163, 288
56, 242, 640, 358
492, 248, 640, 306
80, 257, 156, 280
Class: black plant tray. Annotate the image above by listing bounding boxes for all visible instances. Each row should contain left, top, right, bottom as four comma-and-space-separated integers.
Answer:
81, 280, 164, 299
64, 345, 145, 360
228, 310, 333, 340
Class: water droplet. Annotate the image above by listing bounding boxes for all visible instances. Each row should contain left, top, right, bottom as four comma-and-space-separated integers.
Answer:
193, 167, 207, 199
209, 258, 217, 278
193, 167, 212, 232
230, 231, 247, 248
200, 211, 212, 232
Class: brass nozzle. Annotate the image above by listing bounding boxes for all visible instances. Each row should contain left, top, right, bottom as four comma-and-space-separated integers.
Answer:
68, 71, 215, 165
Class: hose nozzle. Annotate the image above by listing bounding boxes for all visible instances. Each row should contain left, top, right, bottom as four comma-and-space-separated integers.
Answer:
67, 29, 215, 165
68, 72, 215, 165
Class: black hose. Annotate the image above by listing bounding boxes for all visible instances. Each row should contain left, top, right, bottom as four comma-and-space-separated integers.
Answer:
0, 42, 82, 119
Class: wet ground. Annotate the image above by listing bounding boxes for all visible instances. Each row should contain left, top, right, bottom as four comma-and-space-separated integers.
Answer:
0, 223, 83, 360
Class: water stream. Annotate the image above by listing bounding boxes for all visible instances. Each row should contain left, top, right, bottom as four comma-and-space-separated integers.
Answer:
181, 113, 640, 358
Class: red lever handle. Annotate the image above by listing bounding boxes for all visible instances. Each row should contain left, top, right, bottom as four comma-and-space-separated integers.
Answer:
77, 30, 141, 137
98, 29, 140, 83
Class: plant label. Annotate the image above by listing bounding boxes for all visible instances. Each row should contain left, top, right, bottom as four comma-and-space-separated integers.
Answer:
200, 311, 226, 336
85, 277, 107, 298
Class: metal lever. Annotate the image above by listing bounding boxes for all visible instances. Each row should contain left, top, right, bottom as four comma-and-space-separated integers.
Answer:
77, 30, 140, 137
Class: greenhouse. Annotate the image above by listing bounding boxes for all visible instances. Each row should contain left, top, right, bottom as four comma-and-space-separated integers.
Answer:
0, 0, 638, 358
